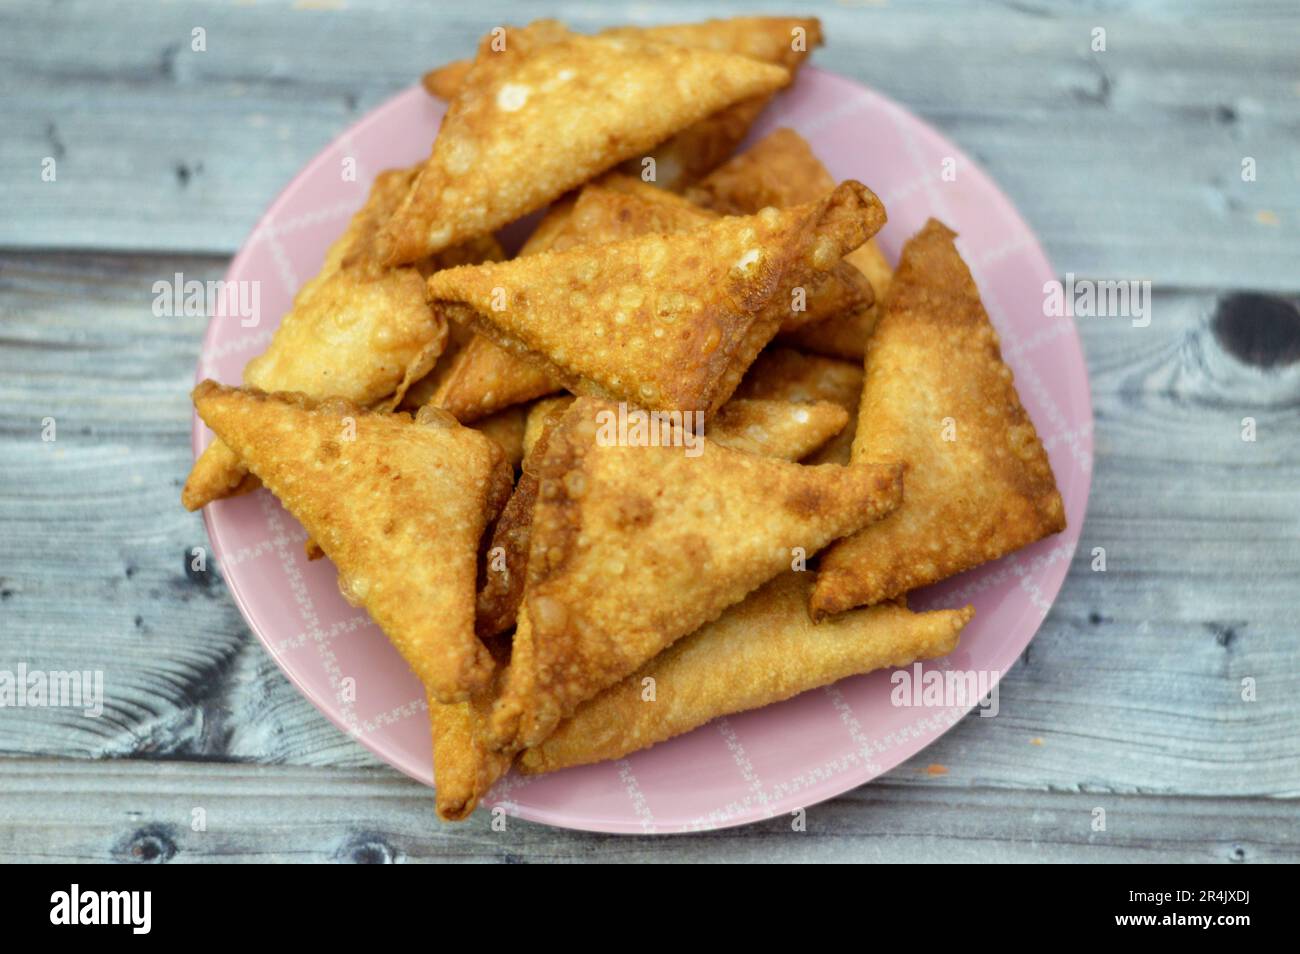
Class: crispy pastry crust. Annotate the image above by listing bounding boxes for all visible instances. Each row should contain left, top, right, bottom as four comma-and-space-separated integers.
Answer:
428, 181, 886, 416
811, 220, 1067, 618
487, 396, 904, 751
191, 381, 512, 702
421, 17, 823, 191
473, 394, 849, 640
521, 574, 972, 773
181, 166, 501, 511
380, 21, 790, 263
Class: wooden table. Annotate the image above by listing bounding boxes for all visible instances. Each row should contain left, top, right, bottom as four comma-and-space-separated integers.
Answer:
2, 0, 1297, 863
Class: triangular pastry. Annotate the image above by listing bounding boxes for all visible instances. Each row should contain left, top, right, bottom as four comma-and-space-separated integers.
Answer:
424, 179, 714, 421
181, 165, 500, 510
811, 220, 1066, 618
422, 17, 822, 190
488, 396, 904, 750
191, 381, 513, 702
521, 573, 972, 773
428, 181, 886, 416
380, 21, 790, 263
779, 236, 895, 359
473, 393, 850, 640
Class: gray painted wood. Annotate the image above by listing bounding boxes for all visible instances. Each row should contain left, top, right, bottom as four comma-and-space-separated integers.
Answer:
1, 0, 1298, 862
3, 0, 1298, 289
2, 759, 1295, 864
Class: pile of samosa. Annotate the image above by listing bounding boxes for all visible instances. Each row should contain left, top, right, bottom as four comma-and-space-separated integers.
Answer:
185, 16, 1066, 821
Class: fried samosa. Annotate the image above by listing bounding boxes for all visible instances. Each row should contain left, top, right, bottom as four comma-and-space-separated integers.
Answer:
487, 396, 904, 751
684, 126, 835, 212
430, 688, 514, 821
474, 393, 850, 640
733, 347, 864, 408
811, 220, 1067, 618
424, 179, 714, 421
422, 17, 823, 190
687, 127, 890, 357
428, 181, 885, 417
428, 631, 514, 821
520, 573, 973, 773
734, 348, 866, 465
380, 21, 789, 263
778, 239, 895, 359
191, 381, 512, 702
181, 166, 501, 511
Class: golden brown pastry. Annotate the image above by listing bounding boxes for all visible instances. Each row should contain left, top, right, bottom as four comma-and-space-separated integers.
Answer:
521, 573, 972, 773
474, 394, 849, 641
469, 405, 527, 470
687, 127, 892, 359
191, 381, 512, 702
380, 21, 790, 263
488, 396, 904, 751
181, 166, 502, 511
422, 17, 823, 190
427, 181, 886, 416
811, 220, 1067, 618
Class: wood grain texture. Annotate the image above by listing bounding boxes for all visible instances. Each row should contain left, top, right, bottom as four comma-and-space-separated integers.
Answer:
1, 0, 1298, 862
1, 0, 1297, 289
1, 759, 1294, 864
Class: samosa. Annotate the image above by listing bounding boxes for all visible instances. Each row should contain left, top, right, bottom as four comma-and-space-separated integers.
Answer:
779, 237, 895, 359
422, 17, 823, 190
472, 400, 572, 641
423, 179, 715, 421
181, 165, 500, 511
811, 220, 1066, 619
427, 633, 514, 821
474, 394, 850, 640
380, 21, 790, 263
430, 688, 514, 822
428, 181, 886, 417
191, 381, 513, 702
733, 347, 865, 465
687, 127, 890, 357
488, 396, 904, 750
521, 573, 973, 773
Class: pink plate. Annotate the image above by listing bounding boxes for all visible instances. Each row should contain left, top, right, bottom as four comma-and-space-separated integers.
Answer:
193, 67, 1093, 834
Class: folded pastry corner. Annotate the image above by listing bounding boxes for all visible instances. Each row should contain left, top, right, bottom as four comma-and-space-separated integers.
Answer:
421, 17, 823, 191
520, 573, 972, 773
428, 633, 514, 821
191, 381, 512, 703
474, 392, 851, 642
811, 219, 1066, 619
181, 164, 502, 511
420, 177, 714, 422
428, 180, 885, 417
380, 21, 790, 263
486, 395, 903, 751
689, 127, 891, 356
430, 691, 514, 822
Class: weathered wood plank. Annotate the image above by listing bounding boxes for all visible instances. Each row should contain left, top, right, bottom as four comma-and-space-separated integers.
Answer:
1, 251, 1297, 811
1, 0, 1297, 288
0, 758, 1293, 863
